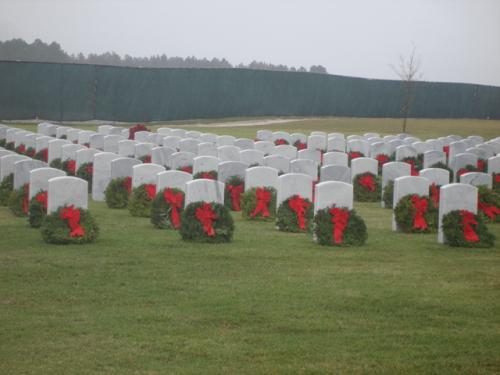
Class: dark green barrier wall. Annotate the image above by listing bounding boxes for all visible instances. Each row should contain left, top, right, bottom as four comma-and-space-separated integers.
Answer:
1, 60, 499, 121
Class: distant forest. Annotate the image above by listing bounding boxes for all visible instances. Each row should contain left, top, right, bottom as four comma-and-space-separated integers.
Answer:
0, 38, 328, 74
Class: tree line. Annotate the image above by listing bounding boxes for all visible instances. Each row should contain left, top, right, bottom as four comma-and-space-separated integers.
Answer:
0, 38, 328, 74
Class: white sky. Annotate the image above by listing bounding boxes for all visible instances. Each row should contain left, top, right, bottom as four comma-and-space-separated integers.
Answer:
1, 0, 499, 86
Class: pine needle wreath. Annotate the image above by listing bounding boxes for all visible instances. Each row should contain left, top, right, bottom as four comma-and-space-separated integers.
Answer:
15, 144, 26, 155
476, 158, 487, 172
241, 186, 277, 221
353, 172, 381, 202
382, 180, 394, 208
40, 206, 99, 244
0, 139, 5, 147
25, 147, 36, 158
193, 170, 218, 180
177, 165, 193, 174
105, 177, 130, 209
128, 184, 156, 217
8, 184, 29, 217
76, 162, 93, 193
274, 138, 289, 145
5, 141, 15, 150
394, 194, 438, 233
0, 173, 14, 206
62, 159, 77, 175
34, 148, 48, 162
442, 210, 495, 248
276, 195, 313, 232
180, 201, 234, 243
150, 187, 185, 229
28, 193, 46, 228
477, 186, 500, 223
293, 140, 307, 150
402, 156, 421, 175
313, 206, 367, 246
49, 158, 63, 170
348, 151, 365, 166
456, 164, 479, 179
129, 124, 150, 140
224, 175, 245, 211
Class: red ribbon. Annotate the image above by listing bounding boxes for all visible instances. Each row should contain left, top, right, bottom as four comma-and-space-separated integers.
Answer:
123, 176, 132, 194
459, 210, 479, 243
180, 166, 193, 174
35, 191, 48, 210
227, 184, 244, 211
41, 148, 48, 162
129, 124, 149, 140
478, 193, 500, 220
195, 202, 218, 236
163, 188, 183, 229
275, 138, 288, 145
143, 155, 151, 163
18, 144, 26, 154
411, 195, 428, 230
496, 175, 500, 183
294, 141, 307, 150
60, 205, 85, 237
457, 168, 469, 178
376, 154, 390, 166
405, 159, 419, 176
430, 183, 440, 207
288, 195, 311, 230
23, 184, 29, 214
359, 174, 375, 192
329, 207, 350, 244
477, 159, 486, 171
67, 159, 76, 175
200, 172, 216, 180
144, 184, 156, 200
250, 187, 271, 218
349, 151, 363, 160
443, 146, 449, 158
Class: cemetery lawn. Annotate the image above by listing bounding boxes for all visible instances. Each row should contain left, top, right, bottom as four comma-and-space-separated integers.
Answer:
1, 117, 500, 374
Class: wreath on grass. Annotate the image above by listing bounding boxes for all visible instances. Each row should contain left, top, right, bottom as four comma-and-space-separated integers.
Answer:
138, 155, 151, 163
224, 175, 245, 211
49, 158, 63, 170
241, 186, 277, 221
25, 147, 36, 158
28, 190, 48, 228
494, 173, 500, 191
15, 144, 26, 154
402, 156, 421, 176
151, 187, 185, 229
41, 205, 99, 244
353, 172, 381, 202
274, 138, 289, 146
105, 177, 132, 209
276, 195, 313, 232
293, 140, 307, 150
394, 194, 438, 233
193, 170, 218, 180
129, 124, 150, 140
376, 154, 391, 172
8, 183, 30, 217
0, 139, 5, 147
76, 162, 93, 192
5, 141, 15, 150
313, 205, 367, 246
62, 159, 77, 175
128, 183, 156, 217
477, 186, 500, 223
180, 201, 234, 243
34, 148, 48, 162
382, 180, 394, 208
442, 210, 495, 248
456, 164, 479, 179
0, 173, 14, 206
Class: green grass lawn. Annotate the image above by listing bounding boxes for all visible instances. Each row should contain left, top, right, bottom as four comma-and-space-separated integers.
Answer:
1, 118, 500, 374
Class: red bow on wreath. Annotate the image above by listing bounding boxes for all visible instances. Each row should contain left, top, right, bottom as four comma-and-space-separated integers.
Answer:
376, 154, 390, 166
359, 175, 375, 192
349, 151, 362, 160
18, 144, 26, 154
86, 164, 93, 175
288, 195, 310, 230
295, 142, 307, 150
478, 200, 500, 221
250, 187, 271, 218
227, 184, 244, 211
60, 205, 85, 237
459, 210, 479, 243
329, 207, 350, 244
143, 155, 152, 164
67, 159, 76, 175
275, 139, 288, 145
495, 175, 500, 183
163, 188, 183, 229
477, 159, 486, 171
443, 146, 449, 158
144, 184, 156, 200
457, 168, 469, 178
200, 172, 215, 180
411, 195, 428, 230
195, 202, 218, 236
123, 176, 132, 194
41, 149, 48, 162
35, 191, 48, 210
22, 184, 29, 214
430, 183, 440, 207
405, 160, 419, 176
180, 166, 193, 174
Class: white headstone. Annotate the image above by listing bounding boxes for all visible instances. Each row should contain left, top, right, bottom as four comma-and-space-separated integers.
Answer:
273, 144, 297, 160
13, 159, 46, 189
110, 157, 142, 179
290, 159, 318, 180
48, 139, 71, 163
323, 151, 348, 167
256, 130, 273, 142
29, 167, 66, 198
217, 145, 241, 162
423, 150, 446, 168
75, 148, 100, 169
151, 146, 176, 167
307, 135, 327, 151
132, 163, 165, 188
327, 137, 346, 152
460, 172, 492, 188
216, 135, 235, 147
61, 144, 86, 162
320, 165, 351, 183
193, 156, 219, 174
239, 149, 264, 166
169, 151, 196, 170
103, 135, 125, 154
234, 138, 254, 150
254, 141, 275, 156
89, 134, 104, 150
118, 140, 137, 157
1, 154, 29, 181
162, 136, 181, 150
218, 161, 247, 182
197, 142, 218, 157
392, 176, 430, 231
47, 176, 88, 214
263, 155, 290, 174
185, 179, 225, 205
277, 173, 313, 206
157, 170, 192, 193
92, 152, 121, 201
487, 155, 500, 174
179, 138, 200, 154
350, 157, 378, 181
314, 181, 353, 214
245, 166, 279, 191
298, 149, 322, 164
419, 168, 450, 186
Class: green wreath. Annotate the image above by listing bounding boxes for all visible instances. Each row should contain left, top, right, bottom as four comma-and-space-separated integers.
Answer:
128, 184, 155, 217
49, 158, 63, 170
477, 186, 500, 223
34, 149, 48, 162
180, 201, 234, 243
402, 156, 422, 175
41, 206, 99, 245
26, 147, 36, 158
241, 187, 277, 221
276, 195, 313, 232
394, 194, 438, 233
28, 193, 46, 228
224, 175, 245, 211
76, 162, 93, 193
0, 173, 14, 206
15, 145, 26, 155
442, 210, 495, 248
0, 139, 5, 147
382, 180, 394, 208
353, 172, 381, 202
150, 187, 185, 229
5, 141, 15, 150
105, 177, 130, 209
61, 159, 76, 175
193, 170, 218, 180
456, 164, 479, 179
8, 185, 29, 217
313, 206, 367, 246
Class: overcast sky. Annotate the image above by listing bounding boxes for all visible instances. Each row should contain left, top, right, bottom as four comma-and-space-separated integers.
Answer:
1, 0, 499, 86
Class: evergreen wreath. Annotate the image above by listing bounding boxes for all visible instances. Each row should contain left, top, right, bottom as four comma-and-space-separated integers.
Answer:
34, 148, 48, 162
382, 180, 394, 209
376, 153, 391, 173
476, 158, 487, 172
5, 141, 15, 150
224, 175, 245, 211
105, 177, 131, 209
313, 205, 367, 246
193, 170, 218, 180
8, 184, 30, 217
28, 190, 48, 228
177, 165, 193, 174
129, 124, 150, 140
180, 201, 234, 243
0, 173, 14, 206
150, 187, 185, 229
41, 205, 99, 244
62, 159, 77, 175
402, 156, 421, 176
348, 151, 365, 166
49, 158, 63, 170
477, 186, 500, 223
353, 172, 381, 202
276, 195, 313, 232
25, 147, 36, 158
293, 140, 307, 150
429, 183, 442, 209
128, 183, 156, 217
493, 173, 500, 191
15, 144, 26, 154
274, 138, 289, 145
442, 210, 495, 248
456, 164, 479, 179
394, 194, 438, 233
241, 186, 277, 221
76, 162, 93, 192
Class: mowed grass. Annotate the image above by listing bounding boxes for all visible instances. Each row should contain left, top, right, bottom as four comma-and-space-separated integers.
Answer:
1, 118, 500, 374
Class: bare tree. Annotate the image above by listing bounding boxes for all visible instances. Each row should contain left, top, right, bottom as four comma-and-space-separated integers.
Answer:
391, 44, 423, 133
